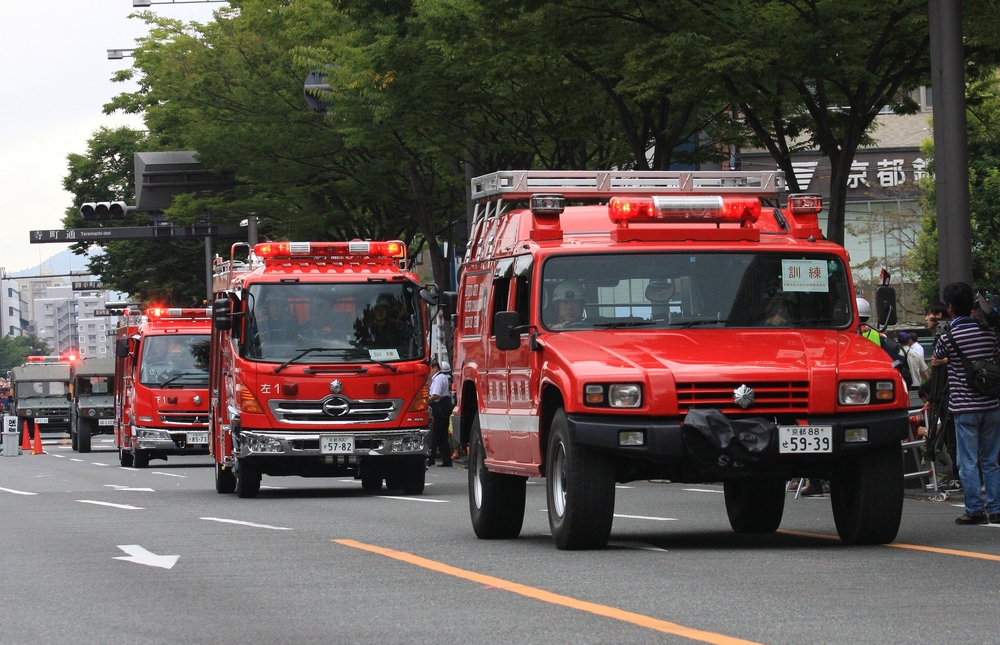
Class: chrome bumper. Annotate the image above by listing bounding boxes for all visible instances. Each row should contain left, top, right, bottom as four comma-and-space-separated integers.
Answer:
132, 426, 210, 451
234, 428, 430, 459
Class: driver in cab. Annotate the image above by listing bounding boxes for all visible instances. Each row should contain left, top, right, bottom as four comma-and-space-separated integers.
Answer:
549, 280, 586, 329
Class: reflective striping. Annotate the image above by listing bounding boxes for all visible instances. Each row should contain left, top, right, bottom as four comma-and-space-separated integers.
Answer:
335, 539, 765, 645
0, 487, 37, 496
200, 517, 292, 530
478, 412, 538, 433
779, 529, 1000, 562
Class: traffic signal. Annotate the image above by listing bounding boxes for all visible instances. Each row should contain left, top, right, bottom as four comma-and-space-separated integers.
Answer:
80, 202, 128, 220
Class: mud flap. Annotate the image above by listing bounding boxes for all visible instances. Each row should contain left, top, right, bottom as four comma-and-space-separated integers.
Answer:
681, 409, 777, 476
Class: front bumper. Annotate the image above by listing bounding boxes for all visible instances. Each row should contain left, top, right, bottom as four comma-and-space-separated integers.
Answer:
132, 426, 210, 454
566, 408, 909, 463
234, 427, 430, 460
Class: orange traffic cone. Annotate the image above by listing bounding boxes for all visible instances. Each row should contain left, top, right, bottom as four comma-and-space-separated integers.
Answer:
21, 421, 31, 452
32, 422, 44, 455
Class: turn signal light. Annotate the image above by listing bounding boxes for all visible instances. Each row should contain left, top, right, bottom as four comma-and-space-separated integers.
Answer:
237, 383, 265, 414
407, 382, 429, 412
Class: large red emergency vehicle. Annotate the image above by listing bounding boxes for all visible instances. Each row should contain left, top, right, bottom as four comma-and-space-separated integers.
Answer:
114, 307, 212, 468
450, 170, 909, 549
208, 240, 431, 498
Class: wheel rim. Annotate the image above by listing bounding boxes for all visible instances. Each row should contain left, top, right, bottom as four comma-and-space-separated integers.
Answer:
551, 441, 567, 518
473, 442, 484, 509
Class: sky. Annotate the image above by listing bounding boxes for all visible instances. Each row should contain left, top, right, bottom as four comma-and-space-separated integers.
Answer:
0, 0, 220, 275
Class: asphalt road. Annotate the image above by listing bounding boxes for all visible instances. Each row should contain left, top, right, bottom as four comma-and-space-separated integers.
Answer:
1, 434, 998, 645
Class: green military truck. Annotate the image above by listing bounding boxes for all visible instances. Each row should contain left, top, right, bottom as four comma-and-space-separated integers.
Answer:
70, 358, 116, 453
10, 357, 73, 439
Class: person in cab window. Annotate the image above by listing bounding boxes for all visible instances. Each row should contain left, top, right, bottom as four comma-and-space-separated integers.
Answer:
253, 296, 303, 344
365, 294, 410, 347
549, 280, 586, 329
143, 342, 170, 382
755, 283, 794, 327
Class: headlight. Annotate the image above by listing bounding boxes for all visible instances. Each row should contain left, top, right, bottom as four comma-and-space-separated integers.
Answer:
23, 409, 33, 416
87, 408, 97, 417
137, 428, 170, 440
243, 433, 283, 453
839, 381, 870, 405
584, 383, 642, 408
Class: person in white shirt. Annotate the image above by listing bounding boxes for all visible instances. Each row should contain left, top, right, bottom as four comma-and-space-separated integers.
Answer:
899, 330, 925, 360
898, 331, 929, 386
428, 359, 453, 467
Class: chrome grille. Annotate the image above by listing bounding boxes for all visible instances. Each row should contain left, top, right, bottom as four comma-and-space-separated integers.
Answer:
676, 381, 809, 415
270, 396, 402, 425
159, 411, 208, 426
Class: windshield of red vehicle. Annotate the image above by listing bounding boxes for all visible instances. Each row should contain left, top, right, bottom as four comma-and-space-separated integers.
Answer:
541, 252, 852, 330
243, 282, 425, 363
138, 335, 210, 387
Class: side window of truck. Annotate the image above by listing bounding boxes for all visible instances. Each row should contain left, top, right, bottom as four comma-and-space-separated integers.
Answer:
489, 258, 514, 338
513, 255, 533, 327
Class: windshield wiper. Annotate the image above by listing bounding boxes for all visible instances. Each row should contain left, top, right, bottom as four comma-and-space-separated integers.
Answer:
592, 321, 656, 329
274, 348, 344, 374
669, 318, 729, 329
159, 372, 207, 388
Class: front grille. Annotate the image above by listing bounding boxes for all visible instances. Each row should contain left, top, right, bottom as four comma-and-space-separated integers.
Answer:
35, 408, 70, 416
159, 411, 208, 426
270, 396, 402, 425
676, 381, 809, 415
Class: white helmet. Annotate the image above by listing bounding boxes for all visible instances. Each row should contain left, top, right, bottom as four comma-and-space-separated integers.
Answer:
552, 280, 585, 303
439, 360, 451, 372
856, 297, 871, 323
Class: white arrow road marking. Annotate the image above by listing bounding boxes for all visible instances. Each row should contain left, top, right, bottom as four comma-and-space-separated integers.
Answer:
152, 472, 185, 478
200, 517, 292, 530
379, 496, 449, 503
114, 545, 179, 569
77, 500, 143, 510
0, 487, 37, 496
682, 488, 724, 494
613, 514, 678, 522
608, 541, 668, 552
104, 485, 155, 492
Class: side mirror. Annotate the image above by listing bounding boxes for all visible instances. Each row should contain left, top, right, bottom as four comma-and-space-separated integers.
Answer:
875, 287, 897, 327
115, 338, 130, 359
213, 298, 232, 331
419, 286, 439, 306
494, 311, 522, 351
440, 291, 458, 318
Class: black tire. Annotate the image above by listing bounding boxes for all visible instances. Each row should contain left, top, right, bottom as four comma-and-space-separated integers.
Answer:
70, 417, 78, 452
78, 419, 92, 454
469, 414, 526, 539
119, 448, 133, 468
215, 462, 236, 494
361, 473, 382, 493
234, 458, 261, 498
133, 450, 150, 469
830, 443, 904, 544
723, 477, 786, 533
546, 408, 615, 550
399, 460, 425, 495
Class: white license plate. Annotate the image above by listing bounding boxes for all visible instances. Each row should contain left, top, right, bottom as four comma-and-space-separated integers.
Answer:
186, 432, 208, 444
35, 418, 49, 424
320, 435, 355, 454
779, 426, 833, 453
98, 419, 115, 426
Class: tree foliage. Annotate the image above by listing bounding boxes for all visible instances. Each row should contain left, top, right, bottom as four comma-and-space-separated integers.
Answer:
0, 335, 51, 374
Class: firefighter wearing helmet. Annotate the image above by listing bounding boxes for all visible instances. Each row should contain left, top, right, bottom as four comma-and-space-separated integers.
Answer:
549, 280, 586, 329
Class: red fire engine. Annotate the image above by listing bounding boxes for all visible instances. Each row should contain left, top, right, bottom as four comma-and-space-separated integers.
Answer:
114, 307, 212, 468
208, 240, 432, 498
450, 170, 909, 549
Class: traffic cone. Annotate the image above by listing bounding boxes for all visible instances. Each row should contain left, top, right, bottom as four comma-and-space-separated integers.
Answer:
21, 421, 31, 452
32, 422, 44, 455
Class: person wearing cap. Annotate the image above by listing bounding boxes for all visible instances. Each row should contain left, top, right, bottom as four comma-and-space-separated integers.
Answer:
428, 358, 453, 467
899, 330, 925, 361
549, 280, 586, 328
898, 331, 929, 386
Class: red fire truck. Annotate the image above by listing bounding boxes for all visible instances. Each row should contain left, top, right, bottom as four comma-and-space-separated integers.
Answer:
114, 307, 212, 468
208, 240, 432, 498
450, 170, 909, 549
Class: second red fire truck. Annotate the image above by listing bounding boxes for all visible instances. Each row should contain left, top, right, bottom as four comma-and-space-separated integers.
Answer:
114, 307, 212, 468
208, 240, 432, 498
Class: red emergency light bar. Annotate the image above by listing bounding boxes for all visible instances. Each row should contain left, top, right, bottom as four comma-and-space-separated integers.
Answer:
254, 240, 406, 260
147, 307, 212, 319
608, 195, 761, 225
26, 356, 70, 363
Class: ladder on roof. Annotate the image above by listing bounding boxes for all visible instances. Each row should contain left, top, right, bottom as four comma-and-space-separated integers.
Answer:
471, 170, 786, 202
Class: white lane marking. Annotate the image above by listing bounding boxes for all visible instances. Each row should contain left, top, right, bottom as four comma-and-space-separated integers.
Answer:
152, 472, 185, 478
120, 467, 139, 472
77, 500, 143, 510
114, 545, 179, 569
683, 488, 724, 494
379, 496, 449, 503
70, 458, 85, 462
50, 454, 66, 458
608, 541, 668, 552
92, 463, 110, 467
0, 486, 38, 496
104, 485, 155, 492
259, 485, 286, 490
613, 514, 678, 522
200, 517, 293, 530
615, 485, 635, 489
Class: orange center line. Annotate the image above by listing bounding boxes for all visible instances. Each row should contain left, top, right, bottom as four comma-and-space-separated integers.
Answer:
777, 529, 1000, 561
334, 539, 765, 645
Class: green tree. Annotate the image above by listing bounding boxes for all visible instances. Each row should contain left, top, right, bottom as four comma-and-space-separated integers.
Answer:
0, 335, 51, 374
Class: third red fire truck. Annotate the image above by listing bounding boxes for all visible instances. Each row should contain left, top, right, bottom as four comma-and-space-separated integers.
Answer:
208, 240, 432, 498
114, 307, 212, 468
